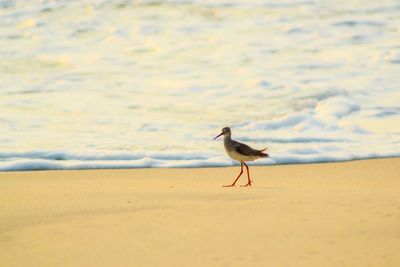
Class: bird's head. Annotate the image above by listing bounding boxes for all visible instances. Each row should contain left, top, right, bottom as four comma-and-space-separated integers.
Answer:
213, 127, 231, 140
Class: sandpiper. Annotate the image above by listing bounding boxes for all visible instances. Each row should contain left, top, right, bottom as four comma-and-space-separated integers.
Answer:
214, 127, 269, 187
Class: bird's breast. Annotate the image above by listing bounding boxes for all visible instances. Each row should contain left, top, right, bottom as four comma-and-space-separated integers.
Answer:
224, 142, 258, 162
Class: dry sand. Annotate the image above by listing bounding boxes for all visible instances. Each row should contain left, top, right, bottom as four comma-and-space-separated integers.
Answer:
1, 158, 400, 267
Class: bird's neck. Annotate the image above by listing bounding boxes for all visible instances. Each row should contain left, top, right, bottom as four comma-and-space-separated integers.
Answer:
223, 134, 233, 151
223, 134, 232, 142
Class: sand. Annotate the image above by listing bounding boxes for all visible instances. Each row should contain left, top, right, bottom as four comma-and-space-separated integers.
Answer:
1, 158, 400, 267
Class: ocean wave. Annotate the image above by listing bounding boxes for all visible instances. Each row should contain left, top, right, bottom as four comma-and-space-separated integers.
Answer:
0, 150, 220, 162
0, 149, 399, 171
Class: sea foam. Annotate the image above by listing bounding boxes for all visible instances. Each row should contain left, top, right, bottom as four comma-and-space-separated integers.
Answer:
0, 0, 399, 171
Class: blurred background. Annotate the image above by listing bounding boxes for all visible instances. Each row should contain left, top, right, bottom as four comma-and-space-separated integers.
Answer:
0, 0, 399, 170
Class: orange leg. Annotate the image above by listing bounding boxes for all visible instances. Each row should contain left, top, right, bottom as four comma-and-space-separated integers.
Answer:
240, 162, 252, 187
223, 162, 243, 187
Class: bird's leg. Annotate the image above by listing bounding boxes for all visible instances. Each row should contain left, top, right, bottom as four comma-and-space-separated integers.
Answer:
223, 162, 243, 187
241, 162, 252, 187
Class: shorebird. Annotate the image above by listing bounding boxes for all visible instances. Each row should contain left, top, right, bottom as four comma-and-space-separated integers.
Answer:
214, 127, 269, 187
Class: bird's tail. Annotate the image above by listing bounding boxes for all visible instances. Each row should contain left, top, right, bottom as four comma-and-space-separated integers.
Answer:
258, 147, 269, 157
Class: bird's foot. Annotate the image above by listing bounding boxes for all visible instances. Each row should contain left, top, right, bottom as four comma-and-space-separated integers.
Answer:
222, 184, 236, 187
240, 182, 252, 187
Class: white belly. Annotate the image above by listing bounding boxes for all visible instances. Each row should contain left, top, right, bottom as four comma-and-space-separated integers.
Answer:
225, 148, 259, 162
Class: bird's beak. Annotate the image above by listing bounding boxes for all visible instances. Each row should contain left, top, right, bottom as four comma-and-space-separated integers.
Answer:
213, 132, 223, 140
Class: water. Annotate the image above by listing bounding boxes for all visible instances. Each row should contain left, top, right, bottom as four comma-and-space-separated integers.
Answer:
1, 0, 399, 170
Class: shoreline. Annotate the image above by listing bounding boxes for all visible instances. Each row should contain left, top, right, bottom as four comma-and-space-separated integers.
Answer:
1, 158, 400, 266
1, 156, 399, 173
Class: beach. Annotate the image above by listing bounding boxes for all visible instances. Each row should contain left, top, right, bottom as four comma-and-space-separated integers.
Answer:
1, 158, 399, 267
2, 1, 400, 266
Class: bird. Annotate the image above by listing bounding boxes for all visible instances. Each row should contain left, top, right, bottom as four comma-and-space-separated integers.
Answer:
213, 127, 269, 187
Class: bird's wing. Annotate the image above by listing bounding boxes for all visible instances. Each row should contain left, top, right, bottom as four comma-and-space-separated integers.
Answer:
233, 140, 266, 157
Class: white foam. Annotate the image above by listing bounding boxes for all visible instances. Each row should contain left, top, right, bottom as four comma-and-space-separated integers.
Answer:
0, 150, 233, 171
315, 97, 360, 119
0, 148, 399, 171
